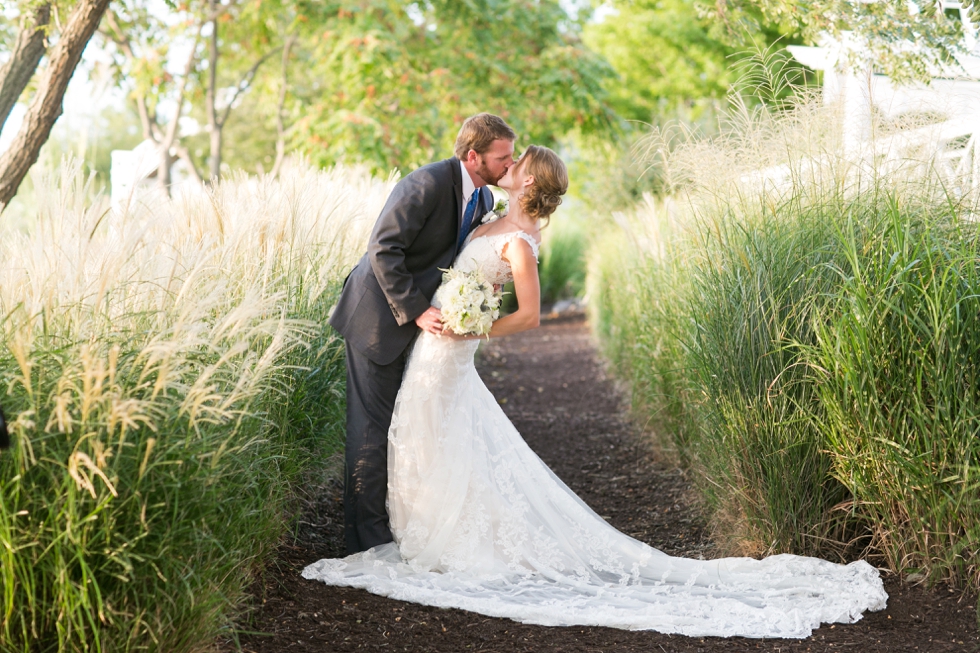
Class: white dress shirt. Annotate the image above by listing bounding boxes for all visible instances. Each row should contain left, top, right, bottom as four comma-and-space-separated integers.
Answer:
459, 159, 478, 224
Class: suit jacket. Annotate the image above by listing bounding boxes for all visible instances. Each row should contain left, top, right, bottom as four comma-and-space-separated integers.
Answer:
329, 157, 493, 365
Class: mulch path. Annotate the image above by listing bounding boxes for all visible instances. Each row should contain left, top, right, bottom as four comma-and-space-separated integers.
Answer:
220, 314, 979, 653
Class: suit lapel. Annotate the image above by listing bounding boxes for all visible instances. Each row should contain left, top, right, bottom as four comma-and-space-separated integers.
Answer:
479, 187, 493, 218
451, 158, 463, 234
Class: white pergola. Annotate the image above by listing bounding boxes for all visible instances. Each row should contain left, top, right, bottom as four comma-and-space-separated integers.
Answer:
787, 1, 980, 195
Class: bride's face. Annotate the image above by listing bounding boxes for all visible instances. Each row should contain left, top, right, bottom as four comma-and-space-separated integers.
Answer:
496, 156, 527, 191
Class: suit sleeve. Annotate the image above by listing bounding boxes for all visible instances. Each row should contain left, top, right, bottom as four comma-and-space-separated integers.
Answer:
367, 170, 443, 326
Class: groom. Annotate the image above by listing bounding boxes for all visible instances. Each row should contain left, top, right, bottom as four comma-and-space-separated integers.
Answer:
329, 113, 516, 554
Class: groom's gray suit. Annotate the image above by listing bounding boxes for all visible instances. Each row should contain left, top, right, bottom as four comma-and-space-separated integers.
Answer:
329, 157, 492, 554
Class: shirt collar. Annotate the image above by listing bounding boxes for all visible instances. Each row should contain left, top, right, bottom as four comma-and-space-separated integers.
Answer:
460, 159, 477, 207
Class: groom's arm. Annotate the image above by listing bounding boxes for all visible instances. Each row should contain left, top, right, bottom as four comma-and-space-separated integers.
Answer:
368, 169, 441, 327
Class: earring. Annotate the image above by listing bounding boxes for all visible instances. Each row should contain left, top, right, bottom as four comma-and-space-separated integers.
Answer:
518, 192, 524, 199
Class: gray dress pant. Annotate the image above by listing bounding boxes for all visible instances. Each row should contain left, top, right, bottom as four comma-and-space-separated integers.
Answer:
343, 340, 410, 554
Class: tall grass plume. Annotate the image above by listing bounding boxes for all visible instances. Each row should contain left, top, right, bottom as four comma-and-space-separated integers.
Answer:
0, 160, 393, 652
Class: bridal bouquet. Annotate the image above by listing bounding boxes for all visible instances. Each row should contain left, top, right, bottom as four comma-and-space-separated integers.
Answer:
434, 268, 503, 337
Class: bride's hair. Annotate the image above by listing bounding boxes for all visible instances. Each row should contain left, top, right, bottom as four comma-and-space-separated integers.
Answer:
517, 145, 568, 224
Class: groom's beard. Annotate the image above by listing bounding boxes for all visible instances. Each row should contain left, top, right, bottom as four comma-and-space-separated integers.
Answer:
475, 159, 504, 185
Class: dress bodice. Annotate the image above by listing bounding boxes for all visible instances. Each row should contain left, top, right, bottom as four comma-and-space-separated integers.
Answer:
453, 231, 540, 286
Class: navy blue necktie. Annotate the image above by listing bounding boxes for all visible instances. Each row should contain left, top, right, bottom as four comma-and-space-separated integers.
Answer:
458, 188, 481, 250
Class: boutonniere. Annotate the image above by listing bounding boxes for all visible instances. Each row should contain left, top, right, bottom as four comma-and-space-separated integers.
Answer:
480, 198, 508, 225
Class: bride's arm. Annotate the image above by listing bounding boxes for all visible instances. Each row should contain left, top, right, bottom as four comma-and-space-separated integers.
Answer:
442, 237, 540, 340
486, 237, 540, 337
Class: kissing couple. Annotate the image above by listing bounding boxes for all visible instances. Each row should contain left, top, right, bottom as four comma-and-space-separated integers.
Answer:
302, 113, 887, 638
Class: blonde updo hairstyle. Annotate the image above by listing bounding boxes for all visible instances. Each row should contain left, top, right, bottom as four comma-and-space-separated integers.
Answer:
516, 145, 568, 225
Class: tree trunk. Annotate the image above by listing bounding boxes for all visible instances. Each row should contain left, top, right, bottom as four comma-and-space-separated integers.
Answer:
209, 120, 222, 181
0, 3, 52, 132
153, 29, 202, 195
0, 0, 111, 211
203, 4, 277, 185
206, 0, 221, 181
271, 34, 296, 179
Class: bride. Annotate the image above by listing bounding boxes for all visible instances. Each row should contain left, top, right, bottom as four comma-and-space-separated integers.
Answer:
302, 145, 887, 638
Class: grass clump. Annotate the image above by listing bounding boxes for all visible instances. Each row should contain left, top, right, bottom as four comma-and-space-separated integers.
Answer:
587, 195, 699, 464
589, 79, 980, 594
811, 204, 980, 588
539, 212, 588, 304
0, 160, 392, 652
683, 194, 850, 556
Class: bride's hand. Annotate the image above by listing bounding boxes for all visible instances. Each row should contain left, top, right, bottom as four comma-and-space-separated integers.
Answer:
415, 307, 445, 335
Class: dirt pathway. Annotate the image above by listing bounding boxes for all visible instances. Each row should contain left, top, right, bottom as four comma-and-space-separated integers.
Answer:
223, 315, 979, 653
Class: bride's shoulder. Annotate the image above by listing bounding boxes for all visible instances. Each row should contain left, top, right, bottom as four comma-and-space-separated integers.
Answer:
500, 230, 540, 262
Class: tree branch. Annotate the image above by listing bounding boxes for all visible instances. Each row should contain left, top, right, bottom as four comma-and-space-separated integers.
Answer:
162, 24, 204, 150
102, 10, 161, 142
205, 1, 237, 24
217, 45, 282, 129
271, 34, 297, 179
172, 143, 204, 185
0, 3, 52, 132
206, 0, 220, 179
0, 0, 112, 211
103, 9, 203, 194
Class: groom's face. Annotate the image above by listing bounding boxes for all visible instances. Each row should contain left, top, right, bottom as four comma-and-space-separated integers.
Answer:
473, 139, 515, 186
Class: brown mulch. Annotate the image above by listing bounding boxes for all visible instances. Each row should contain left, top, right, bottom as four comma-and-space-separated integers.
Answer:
220, 314, 980, 653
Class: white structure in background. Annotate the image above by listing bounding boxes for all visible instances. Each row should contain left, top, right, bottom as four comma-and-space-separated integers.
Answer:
109, 139, 160, 211
110, 137, 201, 212
786, 0, 980, 195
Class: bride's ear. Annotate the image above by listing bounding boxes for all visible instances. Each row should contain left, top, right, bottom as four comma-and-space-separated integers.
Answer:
522, 174, 535, 188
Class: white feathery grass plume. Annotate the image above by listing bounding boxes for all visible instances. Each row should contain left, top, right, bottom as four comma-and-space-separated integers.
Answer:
2, 157, 393, 544
0, 158, 396, 650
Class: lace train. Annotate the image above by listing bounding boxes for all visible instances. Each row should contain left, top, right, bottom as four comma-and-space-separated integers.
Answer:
303, 233, 887, 638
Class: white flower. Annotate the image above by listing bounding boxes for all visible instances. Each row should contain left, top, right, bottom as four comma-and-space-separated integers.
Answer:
479, 198, 508, 225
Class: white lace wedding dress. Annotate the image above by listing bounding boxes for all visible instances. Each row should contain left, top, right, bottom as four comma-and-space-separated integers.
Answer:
302, 231, 888, 638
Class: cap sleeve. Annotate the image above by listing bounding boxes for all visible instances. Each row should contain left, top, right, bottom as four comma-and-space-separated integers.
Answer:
506, 231, 540, 263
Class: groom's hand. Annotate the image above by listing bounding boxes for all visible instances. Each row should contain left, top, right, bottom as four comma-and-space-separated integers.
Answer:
415, 307, 445, 335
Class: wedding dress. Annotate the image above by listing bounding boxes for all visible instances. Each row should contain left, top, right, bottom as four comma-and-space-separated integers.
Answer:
302, 230, 887, 638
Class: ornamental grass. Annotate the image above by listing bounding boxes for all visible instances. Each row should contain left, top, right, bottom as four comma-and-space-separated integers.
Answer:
589, 80, 980, 603
0, 160, 392, 652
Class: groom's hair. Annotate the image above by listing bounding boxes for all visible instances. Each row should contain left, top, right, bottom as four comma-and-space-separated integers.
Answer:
454, 114, 516, 160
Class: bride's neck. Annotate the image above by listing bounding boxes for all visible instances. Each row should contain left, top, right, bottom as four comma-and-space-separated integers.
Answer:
505, 190, 537, 230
